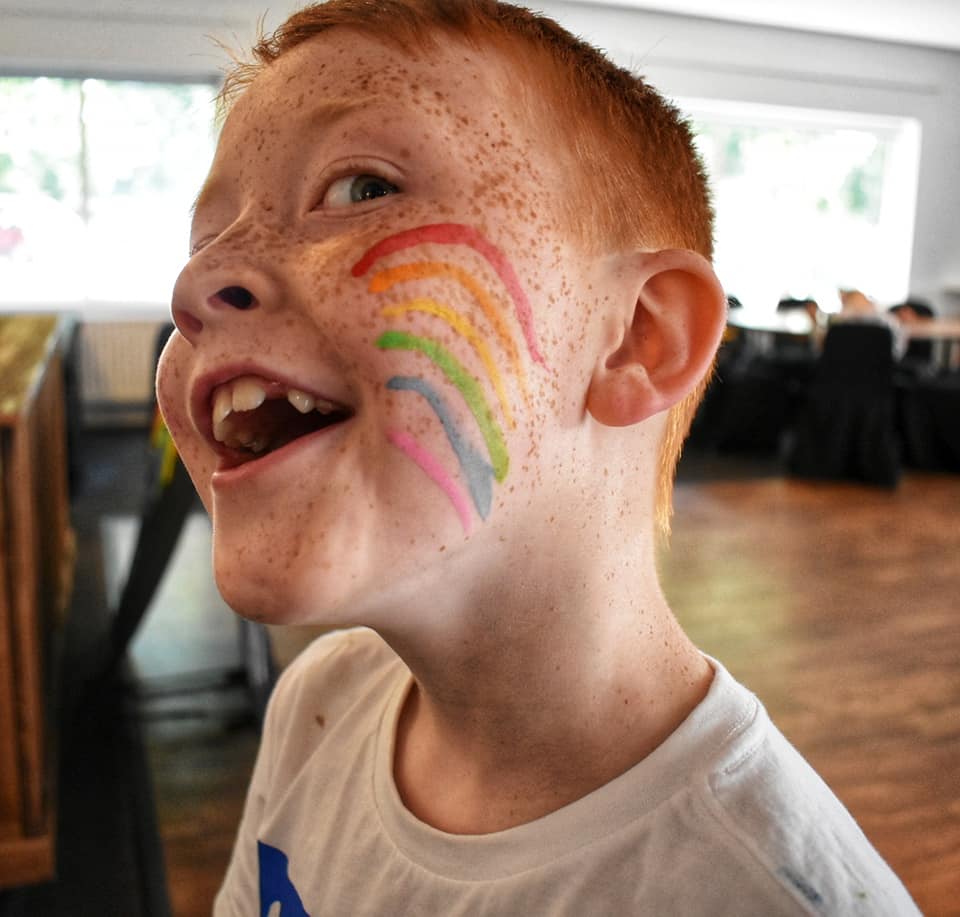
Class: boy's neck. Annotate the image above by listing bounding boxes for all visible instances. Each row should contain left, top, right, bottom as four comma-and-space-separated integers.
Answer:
388, 546, 713, 835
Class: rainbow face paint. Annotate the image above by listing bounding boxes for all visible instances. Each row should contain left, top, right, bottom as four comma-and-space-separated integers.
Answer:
386, 429, 475, 534
381, 290, 521, 424
353, 223, 545, 533
376, 329, 509, 483
352, 223, 546, 367
386, 376, 494, 520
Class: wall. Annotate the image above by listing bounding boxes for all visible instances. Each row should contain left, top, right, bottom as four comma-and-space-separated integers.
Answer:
541, 1, 960, 314
2, 0, 959, 313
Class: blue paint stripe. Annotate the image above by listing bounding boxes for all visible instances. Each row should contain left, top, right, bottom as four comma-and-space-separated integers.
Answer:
387, 376, 495, 519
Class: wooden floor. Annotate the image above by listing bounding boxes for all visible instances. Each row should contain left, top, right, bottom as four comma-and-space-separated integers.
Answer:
137, 461, 960, 916
144, 714, 258, 916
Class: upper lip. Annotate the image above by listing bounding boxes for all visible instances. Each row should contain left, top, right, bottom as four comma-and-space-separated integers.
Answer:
190, 362, 353, 453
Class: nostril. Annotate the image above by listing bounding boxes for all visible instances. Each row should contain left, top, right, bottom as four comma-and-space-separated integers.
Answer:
215, 285, 257, 310
173, 308, 204, 336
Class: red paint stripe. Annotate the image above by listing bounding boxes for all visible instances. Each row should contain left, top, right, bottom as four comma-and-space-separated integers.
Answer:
351, 223, 545, 366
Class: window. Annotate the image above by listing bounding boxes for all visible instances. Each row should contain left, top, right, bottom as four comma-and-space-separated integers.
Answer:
0, 76, 217, 308
684, 99, 921, 313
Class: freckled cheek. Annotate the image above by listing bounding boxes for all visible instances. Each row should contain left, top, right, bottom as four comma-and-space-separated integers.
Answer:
152, 375, 215, 503
379, 386, 435, 438
155, 396, 211, 499
286, 266, 378, 370
155, 349, 193, 434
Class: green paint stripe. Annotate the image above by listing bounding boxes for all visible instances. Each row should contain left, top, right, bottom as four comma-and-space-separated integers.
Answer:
377, 330, 509, 482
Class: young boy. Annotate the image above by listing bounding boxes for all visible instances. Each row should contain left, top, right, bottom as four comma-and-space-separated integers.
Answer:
156, 1, 918, 912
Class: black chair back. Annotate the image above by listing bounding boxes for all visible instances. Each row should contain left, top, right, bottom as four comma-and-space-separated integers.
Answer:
816, 322, 894, 386
889, 301, 936, 367
788, 322, 900, 487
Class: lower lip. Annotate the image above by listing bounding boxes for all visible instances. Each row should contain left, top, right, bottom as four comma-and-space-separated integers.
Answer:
210, 422, 348, 490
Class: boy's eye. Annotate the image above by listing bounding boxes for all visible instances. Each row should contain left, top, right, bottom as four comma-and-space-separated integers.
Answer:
322, 174, 400, 209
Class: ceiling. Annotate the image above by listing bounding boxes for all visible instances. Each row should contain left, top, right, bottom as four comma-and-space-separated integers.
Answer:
574, 0, 960, 52
5, 1, 960, 51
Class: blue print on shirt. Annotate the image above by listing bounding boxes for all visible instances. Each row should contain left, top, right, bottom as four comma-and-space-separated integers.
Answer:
258, 841, 310, 916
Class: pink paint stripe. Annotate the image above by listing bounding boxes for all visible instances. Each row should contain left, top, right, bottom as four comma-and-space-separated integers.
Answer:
387, 429, 473, 534
351, 223, 546, 366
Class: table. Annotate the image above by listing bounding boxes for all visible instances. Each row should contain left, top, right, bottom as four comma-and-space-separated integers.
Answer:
903, 318, 960, 369
727, 310, 815, 337
725, 310, 817, 362
728, 312, 960, 369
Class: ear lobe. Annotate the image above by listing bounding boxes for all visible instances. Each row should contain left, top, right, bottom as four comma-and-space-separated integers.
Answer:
586, 249, 727, 427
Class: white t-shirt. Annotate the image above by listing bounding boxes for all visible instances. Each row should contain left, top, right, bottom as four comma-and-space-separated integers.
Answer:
215, 628, 918, 916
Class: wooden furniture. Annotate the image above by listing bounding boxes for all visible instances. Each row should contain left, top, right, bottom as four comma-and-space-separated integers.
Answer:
0, 315, 74, 888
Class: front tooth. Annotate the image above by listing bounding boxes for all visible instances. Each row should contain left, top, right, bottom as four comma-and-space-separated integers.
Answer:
232, 377, 267, 412
287, 389, 316, 414
314, 397, 338, 414
213, 394, 233, 443
213, 387, 233, 425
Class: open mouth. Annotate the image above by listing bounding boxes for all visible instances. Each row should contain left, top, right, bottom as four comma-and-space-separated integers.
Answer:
210, 374, 353, 464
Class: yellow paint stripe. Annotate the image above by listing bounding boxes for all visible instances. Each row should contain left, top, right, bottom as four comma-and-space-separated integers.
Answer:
369, 262, 530, 404
381, 298, 516, 428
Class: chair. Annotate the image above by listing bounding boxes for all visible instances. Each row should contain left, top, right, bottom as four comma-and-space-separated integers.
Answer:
898, 372, 960, 471
889, 299, 936, 370
788, 322, 900, 486
703, 300, 815, 454
706, 358, 792, 454
767, 297, 818, 386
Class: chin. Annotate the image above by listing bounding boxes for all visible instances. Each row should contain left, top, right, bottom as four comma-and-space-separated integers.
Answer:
214, 537, 468, 638
211, 547, 329, 624
211, 544, 392, 630
215, 571, 348, 628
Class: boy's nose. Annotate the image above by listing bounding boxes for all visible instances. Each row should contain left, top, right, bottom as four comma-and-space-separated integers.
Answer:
171, 257, 277, 345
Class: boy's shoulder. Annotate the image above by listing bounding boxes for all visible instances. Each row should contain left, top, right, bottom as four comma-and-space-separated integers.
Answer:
690, 664, 918, 915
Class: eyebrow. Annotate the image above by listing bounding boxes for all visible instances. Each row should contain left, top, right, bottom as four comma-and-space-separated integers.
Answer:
189, 96, 391, 219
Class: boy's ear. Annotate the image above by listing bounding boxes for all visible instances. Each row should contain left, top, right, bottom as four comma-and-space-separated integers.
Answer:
586, 249, 726, 427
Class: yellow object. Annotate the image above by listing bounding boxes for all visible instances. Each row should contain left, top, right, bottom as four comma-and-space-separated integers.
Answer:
150, 409, 179, 488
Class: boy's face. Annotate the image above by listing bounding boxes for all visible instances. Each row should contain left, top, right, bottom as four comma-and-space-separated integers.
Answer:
157, 29, 614, 626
